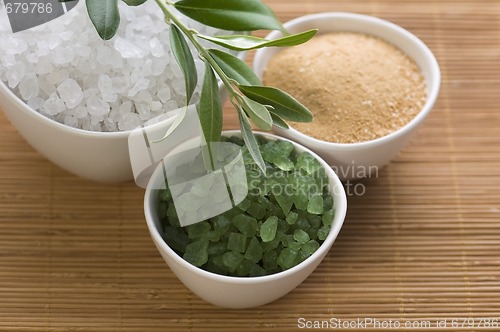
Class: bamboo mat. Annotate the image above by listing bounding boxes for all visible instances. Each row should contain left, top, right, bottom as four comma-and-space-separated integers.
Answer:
1, 0, 500, 331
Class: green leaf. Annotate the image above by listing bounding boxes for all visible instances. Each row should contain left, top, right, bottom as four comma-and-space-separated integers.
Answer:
208, 49, 261, 86
121, 0, 147, 5
198, 63, 222, 163
85, 0, 120, 40
170, 24, 198, 105
174, 0, 283, 31
270, 113, 289, 129
199, 30, 318, 51
150, 106, 189, 142
238, 111, 266, 173
241, 97, 272, 131
239, 85, 313, 123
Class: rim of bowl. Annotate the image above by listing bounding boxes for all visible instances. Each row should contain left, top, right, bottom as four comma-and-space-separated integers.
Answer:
0, 48, 246, 138
253, 12, 441, 151
144, 130, 348, 284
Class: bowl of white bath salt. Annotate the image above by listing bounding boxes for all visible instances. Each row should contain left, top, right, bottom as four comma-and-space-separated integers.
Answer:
0, 1, 245, 182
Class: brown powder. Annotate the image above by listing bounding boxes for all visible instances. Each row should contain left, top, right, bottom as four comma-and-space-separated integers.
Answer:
263, 32, 427, 143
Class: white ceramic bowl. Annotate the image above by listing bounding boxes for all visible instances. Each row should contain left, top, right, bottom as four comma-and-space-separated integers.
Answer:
253, 12, 441, 181
0, 52, 245, 183
144, 131, 347, 309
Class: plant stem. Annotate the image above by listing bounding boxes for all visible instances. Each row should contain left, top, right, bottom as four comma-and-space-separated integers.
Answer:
154, 0, 241, 109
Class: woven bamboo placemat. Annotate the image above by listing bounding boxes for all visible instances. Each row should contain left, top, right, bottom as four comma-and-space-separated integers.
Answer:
1, 0, 499, 331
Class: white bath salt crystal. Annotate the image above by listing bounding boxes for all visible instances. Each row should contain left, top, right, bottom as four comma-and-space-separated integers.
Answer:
98, 75, 113, 95
92, 123, 103, 132
129, 66, 142, 83
151, 58, 168, 76
84, 88, 99, 98
102, 93, 118, 103
114, 36, 146, 59
109, 51, 125, 70
4, 36, 28, 55
57, 79, 83, 109
1, 54, 16, 67
111, 77, 129, 94
81, 117, 92, 131
43, 93, 66, 115
157, 86, 171, 103
76, 45, 91, 57
144, 0, 160, 15
142, 59, 153, 77
60, 31, 74, 41
136, 103, 152, 120
104, 117, 118, 132
150, 38, 165, 57
118, 112, 141, 131
109, 110, 121, 122
91, 114, 104, 126
26, 53, 38, 64
73, 105, 88, 119
38, 77, 56, 97
19, 73, 40, 100
34, 57, 53, 76
96, 45, 112, 66
53, 47, 75, 65
151, 101, 162, 112
119, 100, 134, 115
120, 4, 136, 21
63, 115, 79, 128
172, 79, 186, 97
134, 90, 153, 103
171, 65, 183, 79
47, 69, 69, 86
164, 99, 179, 111
86, 95, 110, 116
128, 78, 149, 97
36, 41, 50, 57
7, 63, 26, 88
131, 15, 155, 32
27, 96, 45, 111
48, 34, 62, 50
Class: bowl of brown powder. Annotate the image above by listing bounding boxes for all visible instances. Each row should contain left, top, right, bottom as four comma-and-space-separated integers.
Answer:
253, 12, 440, 181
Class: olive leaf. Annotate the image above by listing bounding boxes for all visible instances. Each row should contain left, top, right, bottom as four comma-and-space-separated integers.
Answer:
170, 24, 198, 105
238, 111, 266, 173
151, 107, 189, 143
198, 63, 223, 163
85, 0, 120, 40
239, 85, 313, 122
270, 113, 289, 129
121, 0, 147, 5
199, 30, 318, 51
241, 97, 272, 131
174, 0, 284, 31
208, 49, 261, 86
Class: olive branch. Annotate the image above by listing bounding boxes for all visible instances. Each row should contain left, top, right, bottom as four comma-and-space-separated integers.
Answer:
60, 0, 316, 172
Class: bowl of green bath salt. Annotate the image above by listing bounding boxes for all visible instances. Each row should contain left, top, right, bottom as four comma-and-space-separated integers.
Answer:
144, 131, 347, 308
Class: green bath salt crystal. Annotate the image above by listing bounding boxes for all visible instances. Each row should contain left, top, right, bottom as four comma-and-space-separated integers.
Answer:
260, 216, 278, 242
158, 137, 336, 277
293, 229, 310, 244
307, 194, 324, 215
245, 237, 264, 263
223, 251, 245, 273
286, 211, 299, 225
183, 239, 209, 267
227, 232, 247, 253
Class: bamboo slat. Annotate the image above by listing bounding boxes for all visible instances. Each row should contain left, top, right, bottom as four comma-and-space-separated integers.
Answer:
1, 0, 500, 331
